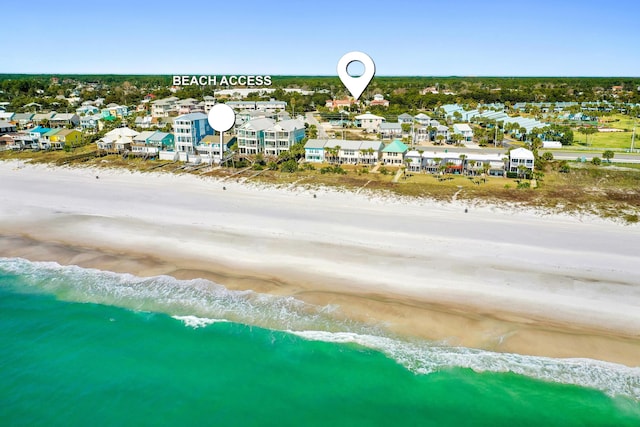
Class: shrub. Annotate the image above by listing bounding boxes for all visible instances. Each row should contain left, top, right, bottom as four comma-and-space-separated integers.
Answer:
506, 172, 518, 179
517, 181, 531, 189
267, 161, 278, 170
280, 159, 298, 173
591, 157, 602, 166
542, 152, 554, 161
380, 167, 389, 175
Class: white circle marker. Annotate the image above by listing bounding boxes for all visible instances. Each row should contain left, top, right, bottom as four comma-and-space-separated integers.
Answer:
208, 103, 235, 132
337, 51, 375, 101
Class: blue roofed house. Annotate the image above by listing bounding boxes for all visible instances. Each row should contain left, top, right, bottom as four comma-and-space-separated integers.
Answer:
132, 131, 174, 155
382, 139, 409, 165
172, 112, 213, 154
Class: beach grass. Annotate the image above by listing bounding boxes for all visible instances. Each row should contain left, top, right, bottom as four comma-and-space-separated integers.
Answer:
2, 150, 639, 222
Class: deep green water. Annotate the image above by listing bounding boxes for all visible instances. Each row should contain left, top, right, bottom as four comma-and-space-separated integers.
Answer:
1, 258, 639, 426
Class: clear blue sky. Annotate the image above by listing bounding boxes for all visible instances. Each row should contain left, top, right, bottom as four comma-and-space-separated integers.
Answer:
3, 0, 639, 76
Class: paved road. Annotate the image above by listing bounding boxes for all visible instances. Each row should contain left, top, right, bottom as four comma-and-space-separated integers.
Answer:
543, 150, 640, 164
305, 112, 328, 139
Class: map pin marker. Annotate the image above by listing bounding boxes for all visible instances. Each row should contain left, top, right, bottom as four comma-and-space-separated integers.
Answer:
337, 51, 375, 101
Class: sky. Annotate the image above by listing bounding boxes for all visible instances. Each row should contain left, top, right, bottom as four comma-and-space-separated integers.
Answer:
3, 0, 639, 76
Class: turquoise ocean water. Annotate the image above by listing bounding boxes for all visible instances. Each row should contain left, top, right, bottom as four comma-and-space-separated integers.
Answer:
1, 257, 639, 426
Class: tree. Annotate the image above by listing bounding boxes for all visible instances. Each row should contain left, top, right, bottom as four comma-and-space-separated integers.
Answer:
542, 152, 554, 161
435, 134, 445, 145
603, 150, 614, 163
591, 156, 602, 165
280, 159, 298, 173
459, 154, 467, 174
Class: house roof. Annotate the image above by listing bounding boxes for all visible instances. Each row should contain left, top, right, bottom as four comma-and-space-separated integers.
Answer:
380, 122, 402, 130
134, 131, 156, 142
51, 113, 77, 121
240, 118, 275, 131
453, 123, 472, 132
414, 113, 430, 120
29, 126, 50, 134
398, 113, 413, 120
382, 140, 408, 153
105, 127, 139, 139
43, 128, 62, 137
304, 139, 327, 149
56, 129, 77, 137
355, 113, 384, 120
12, 113, 34, 121
175, 112, 208, 121
148, 131, 172, 141
510, 147, 535, 160
270, 119, 304, 132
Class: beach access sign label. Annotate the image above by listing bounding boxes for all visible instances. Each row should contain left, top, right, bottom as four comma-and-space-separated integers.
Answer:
172, 75, 272, 86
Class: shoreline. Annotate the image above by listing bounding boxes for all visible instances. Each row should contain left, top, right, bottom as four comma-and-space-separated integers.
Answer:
1, 161, 640, 366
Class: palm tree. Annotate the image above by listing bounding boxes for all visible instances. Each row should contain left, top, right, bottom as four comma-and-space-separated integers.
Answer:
436, 134, 445, 145
459, 154, 467, 175
468, 159, 476, 176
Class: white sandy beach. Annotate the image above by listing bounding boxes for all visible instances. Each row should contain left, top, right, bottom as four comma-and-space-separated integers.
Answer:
1, 160, 639, 365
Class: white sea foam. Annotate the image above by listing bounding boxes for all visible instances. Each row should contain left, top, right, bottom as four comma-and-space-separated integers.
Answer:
289, 330, 640, 401
2, 256, 639, 401
172, 315, 228, 328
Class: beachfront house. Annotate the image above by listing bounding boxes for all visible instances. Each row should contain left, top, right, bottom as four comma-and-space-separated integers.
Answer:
173, 112, 213, 154
405, 150, 426, 172
196, 134, 235, 164
263, 119, 305, 157
354, 113, 385, 133
509, 147, 535, 175
97, 127, 139, 153
236, 118, 275, 155
381, 140, 408, 165
304, 139, 326, 163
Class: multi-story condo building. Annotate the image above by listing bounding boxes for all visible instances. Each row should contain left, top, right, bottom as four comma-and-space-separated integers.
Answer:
173, 112, 213, 153
236, 118, 275, 155
263, 119, 305, 157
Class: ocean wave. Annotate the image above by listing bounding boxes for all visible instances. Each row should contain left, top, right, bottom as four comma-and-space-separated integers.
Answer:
289, 330, 640, 401
172, 315, 228, 328
1, 257, 639, 401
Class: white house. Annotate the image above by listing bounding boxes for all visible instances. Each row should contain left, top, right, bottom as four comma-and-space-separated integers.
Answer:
97, 127, 139, 152
263, 119, 305, 157
414, 113, 431, 125
453, 123, 473, 142
379, 122, 403, 140
381, 140, 409, 165
354, 113, 385, 133
151, 97, 178, 118
236, 118, 275, 155
509, 147, 535, 173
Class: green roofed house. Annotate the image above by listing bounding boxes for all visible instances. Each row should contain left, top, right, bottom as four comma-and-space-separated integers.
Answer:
382, 139, 408, 165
